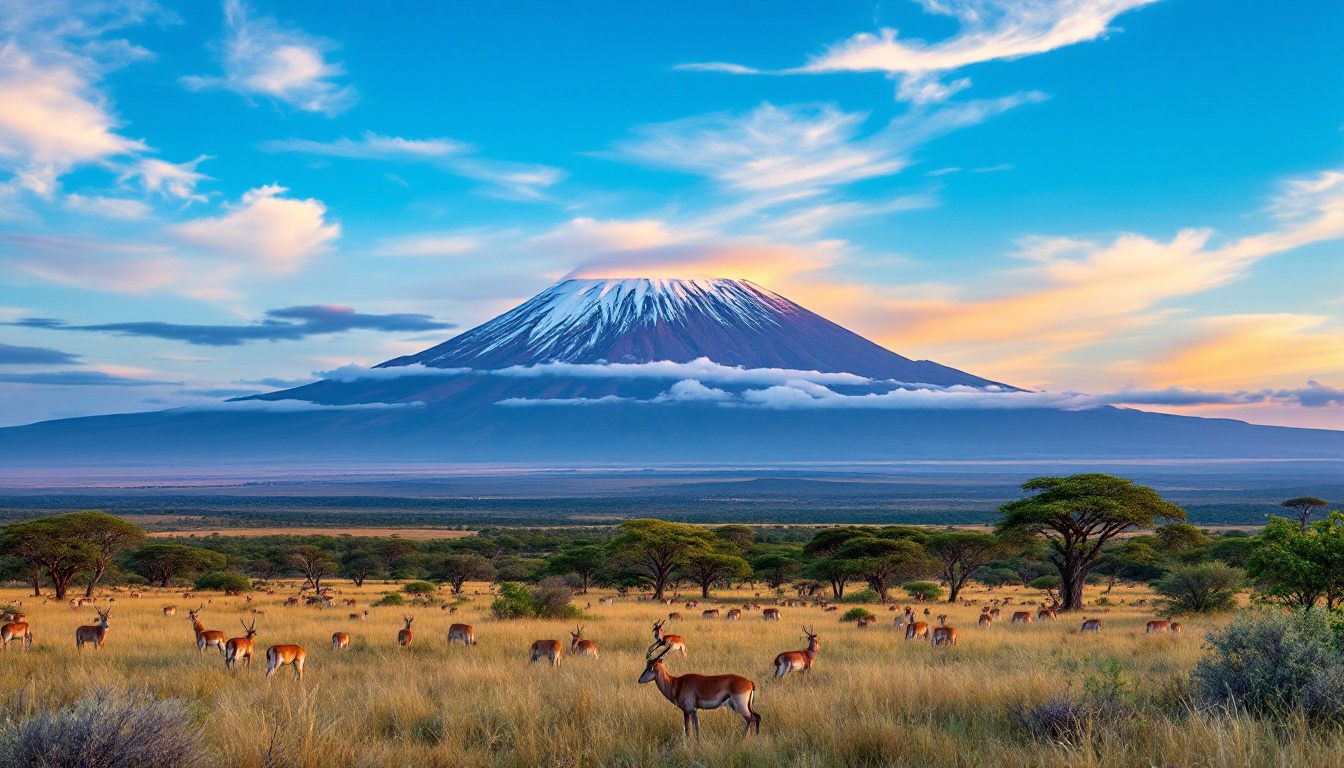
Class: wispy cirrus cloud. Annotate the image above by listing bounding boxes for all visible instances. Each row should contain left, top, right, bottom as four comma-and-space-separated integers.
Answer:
181, 0, 355, 115
14, 304, 454, 347
260, 131, 566, 199
680, 0, 1158, 103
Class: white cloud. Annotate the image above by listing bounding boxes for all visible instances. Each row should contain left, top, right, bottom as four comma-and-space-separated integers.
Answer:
652, 379, 734, 402
122, 155, 210, 200
315, 363, 471, 382
172, 184, 339, 273
185, 399, 425, 412
491, 358, 873, 387
181, 0, 355, 115
63, 193, 151, 219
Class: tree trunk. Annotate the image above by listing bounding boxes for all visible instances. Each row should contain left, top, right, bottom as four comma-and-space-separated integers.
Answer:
85, 562, 107, 598
947, 577, 962, 603
700, 582, 711, 598
29, 564, 42, 597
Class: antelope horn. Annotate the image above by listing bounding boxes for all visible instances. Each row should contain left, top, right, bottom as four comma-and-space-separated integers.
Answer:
645, 641, 671, 663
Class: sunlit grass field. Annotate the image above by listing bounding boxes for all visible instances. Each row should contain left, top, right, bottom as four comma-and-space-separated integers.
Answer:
0, 581, 1336, 767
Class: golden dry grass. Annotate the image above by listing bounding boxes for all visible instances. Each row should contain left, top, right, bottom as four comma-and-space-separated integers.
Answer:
145, 528, 477, 540
0, 582, 1336, 768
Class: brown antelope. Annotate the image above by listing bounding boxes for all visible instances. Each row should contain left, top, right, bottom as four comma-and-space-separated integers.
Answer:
762, 608, 781, 621
1037, 608, 1057, 620
75, 607, 110, 650
1146, 620, 1171, 633
668, 612, 683, 621
989, 607, 1002, 619
350, 611, 366, 621
530, 639, 563, 667
163, 605, 176, 617
978, 612, 993, 628
1081, 618, 1104, 633
823, 605, 838, 612
639, 642, 761, 738
773, 627, 819, 679
569, 626, 599, 659
188, 607, 226, 655
332, 632, 351, 650
1011, 611, 1033, 624
265, 644, 306, 680
931, 615, 957, 647
702, 608, 721, 619
1170, 621, 1182, 635
398, 616, 414, 647
284, 597, 300, 607
225, 619, 258, 671
726, 609, 741, 621
2, 621, 32, 651
905, 619, 929, 641
857, 616, 876, 628
598, 597, 614, 606
652, 620, 686, 656
448, 623, 476, 646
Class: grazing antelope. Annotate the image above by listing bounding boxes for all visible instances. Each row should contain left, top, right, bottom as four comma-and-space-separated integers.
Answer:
667, 612, 683, 621
225, 619, 258, 671
702, 608, 721, 619
931, 615, 957, 647
1170, 622, 1182, 635
1081, 618, 1104, 633
398, 616, 414, 648
978, 612, 993, 628
640, 642, 761, 738
530, 639, 563, 667
188, 606, 227, 655
857, 616, 876, 628
652, 620, 686, 656
988, 607, 1002, 620
163, 605, 176, 617
905, 618, 929, 641
2, 621, 32, 651
265, 644, 306, 680
726, 609, 741, 621
1146, 620, 1171, 633
1011, 611, 1033, 624
448, 623, 476, 646
773, 627, 819, 679
1037, 608, 1057, 620
569, 626, 599, 659
762, 608, 781, 621
332, 632, 351, 651
76, 607, 110, 650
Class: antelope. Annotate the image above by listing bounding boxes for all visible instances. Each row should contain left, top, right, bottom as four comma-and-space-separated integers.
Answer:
332, 632, 351, 650
823, 605, 837, 612
668, 612, 683, 621
163, 605, 176, 617
640, 641, 761, 737
857, 616, 875, 628
726, 609, 741, 621
905, 619, 929, 641
773, 627, 819, 679
598, 597, 614, 606
1081, 618, 1104, 633
2, 621, 32, 651
530, 639, 563, 667
1170, 622, 1182, 635
398, 616, 414, 647
931, 615, 957, 647
978, 612, 992, 628
265, 644, 306, 680
702, 609, 721, 619
569, 626, 599, 659
762, 608, 781, 621
652, 620, 686, 656
188, 607, 226, 655
1011, 611, 1033, 624
1146, 620, 1171, 633
1037, 609, 1057, 620
988, 607, 1002, 620
225, 619, 258, 671
284, 597, 300, 607
448, 623, 476, 646
75, 607, 110, 650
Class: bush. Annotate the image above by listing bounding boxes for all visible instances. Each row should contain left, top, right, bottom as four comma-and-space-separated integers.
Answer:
842, 588, 880, 604
1193, 608, 1344, 719
1029, 575, 1061, 602
0, 689, 204, 768
491, 583, 534, 619
402, 581, 437, 596
192, 572, 251, 593
903, 582, 944, 601
1152, 562, 1242, 614
1011, 658, 1132, 743
374, 592, 406, 606
975, 568, 1019, 587
840, 607, 875, 623
530, 576, 582, 620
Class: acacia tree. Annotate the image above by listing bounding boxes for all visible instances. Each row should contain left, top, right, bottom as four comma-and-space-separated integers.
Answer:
996, 474, 1184, 611
926, 531, 1007, 603
801, 557, 855, 599
1, 518, 93, 599
711, 525, 756, 553
290, 545, 336, 591
833, 537, 929, 602
1246, 513, 1344, 609
544, 544, 606, 594
66, 512, 145, 597
606, 519, 715, 600
434, 554, 496, 594
128, 544, 225, 588
1282, 497, 1330, 532
682, 548, 751, 598
341, 549, 382, 587
751, 553, 802, 590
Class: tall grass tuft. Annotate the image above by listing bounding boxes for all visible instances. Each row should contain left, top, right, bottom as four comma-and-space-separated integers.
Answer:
0, 689, 203, 768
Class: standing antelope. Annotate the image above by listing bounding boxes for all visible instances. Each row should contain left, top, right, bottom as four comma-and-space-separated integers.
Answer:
773, 627, 819, 679
1011, 611, 1033, 624
569, 626, 599, 659
225, 619, 257, 671
188, 606, 226, 655
398, 616, 414, 647
652, 620, 686, 656
978, 611, 993, 628
1170, 622, 1182, 635
265, 644, 306, 680
640, 642, 761, 737
1146, 620, 1171, 633
163, 605, 176, 617
2, 621, 32, 651
448, 623, 476, 646
905, 618, 929, 641
931, 615, 957, 647
1081, 618, 1104, 633
702, 608, 720, 619
1037, 608, 1057, 620
530, 639, 563, 667
726, 609, 741, 621
332, 632, 351, 650
762, 608, 780, 621
75, 608, 110, 650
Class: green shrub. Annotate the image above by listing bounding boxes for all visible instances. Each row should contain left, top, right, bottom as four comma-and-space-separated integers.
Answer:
842, 588, 880, 604
374, 592, 406, 606
491, 583, 534, 619
488, 579, 583, 620
1152, 563, 1242, 614
840, 607, 875, 623
903, 581, 944, 601
193, 572, 251, 593
402, 581, 437, 596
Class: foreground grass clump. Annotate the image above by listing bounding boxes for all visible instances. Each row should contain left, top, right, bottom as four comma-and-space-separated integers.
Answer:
1, 689, 203, 768
0, 580, 1340, 767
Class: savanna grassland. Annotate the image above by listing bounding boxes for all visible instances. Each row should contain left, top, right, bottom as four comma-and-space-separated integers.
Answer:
2, 581, 1335, 768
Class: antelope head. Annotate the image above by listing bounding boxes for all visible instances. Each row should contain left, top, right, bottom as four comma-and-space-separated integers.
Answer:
651, 620, 665, 638
95, 607, 111, 626
639, 641, 671, 684
803, 625, 818, 646
937, 614, 948, 626
240, 618, 258, 638
402, 615, 414, 629
570, 625, 584, 642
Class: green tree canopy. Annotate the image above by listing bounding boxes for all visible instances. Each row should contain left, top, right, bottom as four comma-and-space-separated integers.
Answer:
800, 556, 856, 600
1153, 562, 1243, 614
711, 524, 756, 553
926, 531, 1007, 603
128, 544, 226, 588
750, 553, 802, 590
681, 547, 752, 598
0, 516, 100, 599
432, 553, 496, 594
62, 512, 146, 598
1282, 497, 1330, 532
996, 473, 1184, 611
341, 549, 383, 587
1246, 513, 1344, 609
544, 544, 607, 594
606, 519, 716, 599
833, 536, 929, 602
290, 545, 336, 591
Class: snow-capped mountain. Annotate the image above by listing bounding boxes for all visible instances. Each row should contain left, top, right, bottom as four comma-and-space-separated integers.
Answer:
380, 278, 1005, 388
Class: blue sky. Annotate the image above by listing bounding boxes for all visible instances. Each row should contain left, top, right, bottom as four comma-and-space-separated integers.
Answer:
1, 0, 1342, 427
